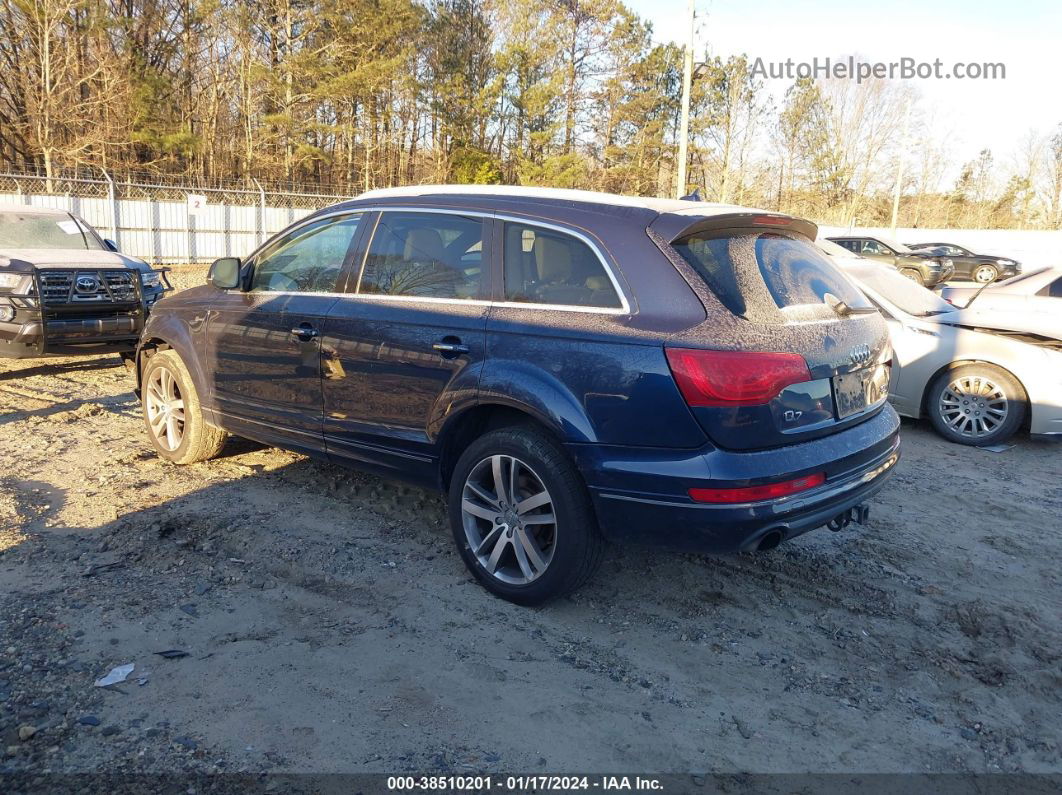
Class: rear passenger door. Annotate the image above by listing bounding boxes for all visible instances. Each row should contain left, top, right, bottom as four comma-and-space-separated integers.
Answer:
320, 210, 491, 481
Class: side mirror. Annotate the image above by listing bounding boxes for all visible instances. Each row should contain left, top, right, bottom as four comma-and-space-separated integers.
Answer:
208, 257, 242, 290
104, 239, 119, 252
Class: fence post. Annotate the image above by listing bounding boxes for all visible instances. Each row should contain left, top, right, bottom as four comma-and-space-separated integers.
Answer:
101, 168, 118, 246
252, 177, 266, 245
186, 197, 195, 264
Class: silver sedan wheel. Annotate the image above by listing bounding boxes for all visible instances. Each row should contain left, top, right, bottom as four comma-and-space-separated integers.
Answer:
938, 375, 1008, 439
973, 265, 997, 284
461, 454, 556, 585
145, 365, 186, 451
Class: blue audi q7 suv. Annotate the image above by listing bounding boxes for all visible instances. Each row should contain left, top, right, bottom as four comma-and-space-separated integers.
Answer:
136, 186, 900, 605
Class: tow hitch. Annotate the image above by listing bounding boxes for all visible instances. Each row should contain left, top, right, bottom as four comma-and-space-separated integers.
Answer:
827, 503, 870, 532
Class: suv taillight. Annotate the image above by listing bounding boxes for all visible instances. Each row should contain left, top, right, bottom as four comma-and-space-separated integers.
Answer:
665, 348, 811, 407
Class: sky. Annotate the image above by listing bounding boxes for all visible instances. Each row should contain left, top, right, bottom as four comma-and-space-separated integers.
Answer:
625, 0, 1062, 175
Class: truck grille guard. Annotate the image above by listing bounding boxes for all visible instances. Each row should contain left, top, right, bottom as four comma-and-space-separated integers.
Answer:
1, 267, 172, 347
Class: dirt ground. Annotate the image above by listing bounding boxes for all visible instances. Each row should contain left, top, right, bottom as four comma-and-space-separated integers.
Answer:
1, 268, 1060, 779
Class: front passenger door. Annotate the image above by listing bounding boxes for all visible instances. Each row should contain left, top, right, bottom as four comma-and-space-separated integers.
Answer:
208, 213, 363, 453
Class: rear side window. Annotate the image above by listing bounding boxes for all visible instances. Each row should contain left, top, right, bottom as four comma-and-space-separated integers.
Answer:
502, 222, 622, 309
358, 212, 484, 299
672, 231, 872, 321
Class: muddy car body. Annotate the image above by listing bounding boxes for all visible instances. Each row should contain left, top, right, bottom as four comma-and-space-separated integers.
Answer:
0, 205, 168, 359
137, 186, 901, 604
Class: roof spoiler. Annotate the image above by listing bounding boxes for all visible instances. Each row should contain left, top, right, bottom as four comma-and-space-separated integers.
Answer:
648, 211, 818, 245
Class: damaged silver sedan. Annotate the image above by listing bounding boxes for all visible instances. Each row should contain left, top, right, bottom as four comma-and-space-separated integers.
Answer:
829, 251, 1062, 446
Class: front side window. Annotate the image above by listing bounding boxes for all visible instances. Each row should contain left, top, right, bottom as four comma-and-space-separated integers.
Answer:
862, 240, 889, 256
251, 214, 361, 293
358, 212, 484, 299
1047, 276, 1062, 298
502, 222, 622, 309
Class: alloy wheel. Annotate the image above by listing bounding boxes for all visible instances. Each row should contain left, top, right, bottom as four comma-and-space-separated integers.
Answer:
973, 265, 997, 284
938, 375, 1008, 440
460, 454, 556, 585
145, 365, 186, 451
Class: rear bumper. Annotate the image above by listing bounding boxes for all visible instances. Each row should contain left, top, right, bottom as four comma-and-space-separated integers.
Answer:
568, 405, 901, 553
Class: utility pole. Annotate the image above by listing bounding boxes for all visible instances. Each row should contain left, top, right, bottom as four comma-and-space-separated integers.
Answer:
675, 0, 695, 199
890, 100, 912, 234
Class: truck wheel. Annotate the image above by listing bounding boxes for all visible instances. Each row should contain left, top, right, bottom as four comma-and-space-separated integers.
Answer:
927, 363, 1026, 446
142, 350, 227, 464
448, 426, 605, 606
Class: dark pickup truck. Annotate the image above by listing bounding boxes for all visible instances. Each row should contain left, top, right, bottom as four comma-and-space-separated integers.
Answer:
0, 204, 168, 359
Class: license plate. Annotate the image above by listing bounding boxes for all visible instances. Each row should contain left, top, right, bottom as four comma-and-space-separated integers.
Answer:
833, 365, 889, 419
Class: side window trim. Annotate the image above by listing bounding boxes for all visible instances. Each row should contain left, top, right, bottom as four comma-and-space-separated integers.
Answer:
340, 211, 379, 294
237, 204, 631, 314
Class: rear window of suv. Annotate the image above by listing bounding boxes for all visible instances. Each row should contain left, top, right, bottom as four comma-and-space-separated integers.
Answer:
671, 231, 872, 322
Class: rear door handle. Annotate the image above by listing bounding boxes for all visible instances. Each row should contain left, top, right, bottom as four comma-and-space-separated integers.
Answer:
291, 323, 320, 342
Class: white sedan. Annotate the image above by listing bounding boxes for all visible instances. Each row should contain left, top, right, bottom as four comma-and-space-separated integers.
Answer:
830, 256, 1062, 446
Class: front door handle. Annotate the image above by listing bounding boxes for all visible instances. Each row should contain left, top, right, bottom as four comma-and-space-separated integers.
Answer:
432, 338, 470, 357
291, 323, 320, 342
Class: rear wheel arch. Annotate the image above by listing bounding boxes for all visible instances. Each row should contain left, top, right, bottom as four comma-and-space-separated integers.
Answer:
436, 403, 568, 491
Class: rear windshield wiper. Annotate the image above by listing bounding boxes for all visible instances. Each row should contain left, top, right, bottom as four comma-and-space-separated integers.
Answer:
824, 293, 878, 317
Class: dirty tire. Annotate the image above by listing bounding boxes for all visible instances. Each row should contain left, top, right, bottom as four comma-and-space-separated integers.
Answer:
141, 349, 227, 464
900, 268, 925, 286
927, 363, 1026, 447
448, 426, 605, 606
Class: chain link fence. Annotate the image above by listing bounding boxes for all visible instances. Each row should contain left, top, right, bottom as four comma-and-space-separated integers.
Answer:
0, 169, 351, 264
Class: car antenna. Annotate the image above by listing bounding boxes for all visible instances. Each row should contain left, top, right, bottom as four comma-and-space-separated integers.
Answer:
680, 188, 702, 202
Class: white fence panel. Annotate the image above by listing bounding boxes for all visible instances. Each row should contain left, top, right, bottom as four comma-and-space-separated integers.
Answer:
1, 181, 346, 264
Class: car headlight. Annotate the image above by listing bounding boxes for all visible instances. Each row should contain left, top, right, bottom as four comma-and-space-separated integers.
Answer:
140, 271, 162, 289
996, 258, 1013, 266
0, 273, 23, 290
